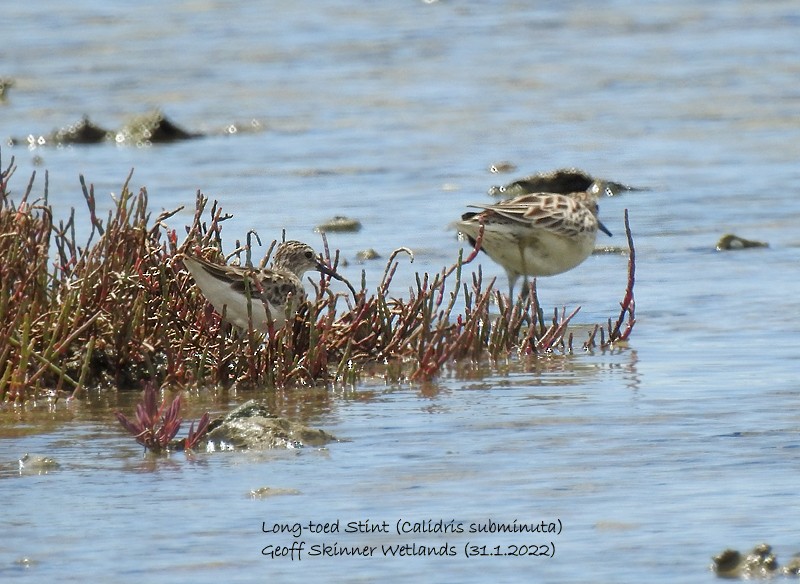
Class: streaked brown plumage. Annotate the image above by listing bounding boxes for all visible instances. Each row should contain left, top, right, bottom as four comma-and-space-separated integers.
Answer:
455, 192, 612, 297
183, 240, 349, 331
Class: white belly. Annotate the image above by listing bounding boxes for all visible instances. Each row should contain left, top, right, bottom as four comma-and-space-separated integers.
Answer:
482, 229, 597, 277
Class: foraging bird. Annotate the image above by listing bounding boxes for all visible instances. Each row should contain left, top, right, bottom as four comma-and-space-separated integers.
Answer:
183, 240, 353, 331
455, 192, 613, 298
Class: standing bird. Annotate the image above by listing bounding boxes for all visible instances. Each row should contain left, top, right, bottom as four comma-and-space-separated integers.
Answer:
183, 240, 353, 332
455, 192, 613, 298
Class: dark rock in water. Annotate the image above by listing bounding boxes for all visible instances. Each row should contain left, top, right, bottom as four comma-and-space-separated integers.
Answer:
715, 234, 769, 251
204, 400, 337, 451
115, 110, 200, 144
52, 115, 110, 144
488, 168, 644, 198
315, 216, 362, 233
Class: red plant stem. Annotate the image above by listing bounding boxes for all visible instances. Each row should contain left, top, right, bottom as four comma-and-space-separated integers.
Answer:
610, 209, 636, 341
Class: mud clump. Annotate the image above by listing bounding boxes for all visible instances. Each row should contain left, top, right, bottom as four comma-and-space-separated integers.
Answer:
8, 111, 200, 147
487, 167, 644, 199
115, 110, 200, 145
205, 400, 337, 451
52, 116, 110, 144
18, 453, 60, 475
315, 216, 362, 233
712, 543, 800, 578
715, 233, 768, 251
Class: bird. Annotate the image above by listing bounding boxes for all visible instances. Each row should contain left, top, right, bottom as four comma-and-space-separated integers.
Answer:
455, 192, 613, 298
182, 240, 353, 332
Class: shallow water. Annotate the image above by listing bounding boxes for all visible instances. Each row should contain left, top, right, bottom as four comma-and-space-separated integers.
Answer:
3, 1, 800, 582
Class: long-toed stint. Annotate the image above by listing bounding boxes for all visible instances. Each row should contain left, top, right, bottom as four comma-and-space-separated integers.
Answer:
183, 240, 354, 332
455, 192, 613, 298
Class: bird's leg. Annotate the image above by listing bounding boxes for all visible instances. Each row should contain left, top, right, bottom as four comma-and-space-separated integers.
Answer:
506, 270, 519, 301
520, 277, 531, 300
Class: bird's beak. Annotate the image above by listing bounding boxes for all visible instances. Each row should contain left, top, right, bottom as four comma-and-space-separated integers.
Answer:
598, 220, 613, 237
315, 259, 358, 297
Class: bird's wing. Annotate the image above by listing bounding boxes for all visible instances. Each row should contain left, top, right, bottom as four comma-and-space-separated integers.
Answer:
468, 193, 591, 237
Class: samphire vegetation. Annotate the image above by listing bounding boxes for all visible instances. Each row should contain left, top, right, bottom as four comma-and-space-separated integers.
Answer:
0, 155, 635, 404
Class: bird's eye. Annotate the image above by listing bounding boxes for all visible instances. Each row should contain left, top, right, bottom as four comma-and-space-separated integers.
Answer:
305, 250, 314, 259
